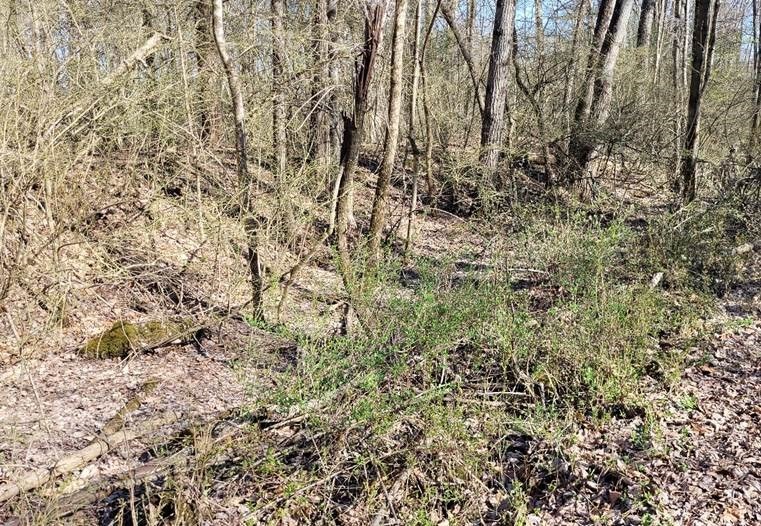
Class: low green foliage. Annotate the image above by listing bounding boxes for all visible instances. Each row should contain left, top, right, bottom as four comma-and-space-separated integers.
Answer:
249, 204, 732, 522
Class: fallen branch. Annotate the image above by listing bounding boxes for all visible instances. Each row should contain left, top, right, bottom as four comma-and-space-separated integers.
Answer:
100, 378, 160, 436
0, 411, 182, 503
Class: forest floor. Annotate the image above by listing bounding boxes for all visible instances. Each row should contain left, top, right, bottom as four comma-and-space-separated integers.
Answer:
0, 158, 759, 525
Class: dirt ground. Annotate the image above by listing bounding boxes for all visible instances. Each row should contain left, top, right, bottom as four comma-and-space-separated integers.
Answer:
0, 167, 758, 524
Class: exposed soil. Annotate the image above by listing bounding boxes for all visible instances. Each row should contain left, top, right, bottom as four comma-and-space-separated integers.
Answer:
0, 168, 758, 524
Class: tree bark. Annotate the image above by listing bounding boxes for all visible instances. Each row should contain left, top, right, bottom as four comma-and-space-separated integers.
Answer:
404, 0, 424, 257
440, 1, 484, 116
534, 0, 545, 57
271, 0, 295, 241
562, 0, 590, 143
193, 0, 216, 143
479, 0, 516, 174
420, 0, 439, 196
671, 0, 688, 186
566, 0, 635, 183
368, 0, 409, 261
335, 0, 387, 279
681, 0, 721, 203
311, 0, 332, 163
211, 0, 264, 321
749, 0, 761, 161
272, 0, 287, 177
637, 0, 656, 47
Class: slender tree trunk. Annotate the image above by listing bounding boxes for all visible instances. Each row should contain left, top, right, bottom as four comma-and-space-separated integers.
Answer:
405, 0, 423, 256
327, 0, 341, 160
368, 0, 409, 261
194, 0, 216, 143
749, 0, 761, 161
420, 0, 438, 196
311, 0, 332, 163
636, 0, 655, 72
271, 0, 295, 240
681, 0, 720, 203
479, 0, 516, 175
651, 0, 666, 84
534, 0, 545, 57
211, 0, 264, 321
440, 1, 484, 116
272, 0, 287, 177
567, 0, 635, 184
512, 30, 556, 186
563, 0, 590, 142
671, 0, 688, 186
637, 0, 656, 48
335, 1, 387, 279
466, 0, 476, 49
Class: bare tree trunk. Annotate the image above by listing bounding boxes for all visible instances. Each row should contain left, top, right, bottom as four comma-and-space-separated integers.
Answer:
567, 0, 635, 184
440, 1, 484, 116
479, 0, 516, 175
211, 0, 264, 321
420, 0, 441, 196
681, 0, 720, 203
636, 0, 655, 72
637, 0, 656, 48
311, 0, 332, 164
749, 0, 761, 161
335, 1, 387, 279
405, 0, 423, 257
651, 0, 666, 84
466, 0, 476, 49
272, 0, 287, 177
563, 0, 590, 142
368, 0, 409, 261
512, 30, 556, 186
271, 0, 295, 241
193, 0, 216, 143
420, 0, 438, 196
327, 0, 341, 160
671, 0, 688, 186
534, 0, 545, 57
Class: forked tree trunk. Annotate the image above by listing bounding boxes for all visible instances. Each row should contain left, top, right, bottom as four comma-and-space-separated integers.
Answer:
368, 0, 409, 261
563, 0, 590, 142
512, 29, 556, 186
334, 1, 387, 278
480, 0, 516, 175
440, 1, 484, 116
681, 0, 720, 203
567, 0, 635, 184
211, 0, 264, 321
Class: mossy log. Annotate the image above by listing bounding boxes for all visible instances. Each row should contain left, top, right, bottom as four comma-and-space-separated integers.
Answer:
80, 319, 196, 359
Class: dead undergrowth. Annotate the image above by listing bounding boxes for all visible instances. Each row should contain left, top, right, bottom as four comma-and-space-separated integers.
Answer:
1, 149, 759, 525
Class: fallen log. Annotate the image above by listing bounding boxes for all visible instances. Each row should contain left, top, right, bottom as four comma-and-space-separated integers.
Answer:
0, 411, 182, 503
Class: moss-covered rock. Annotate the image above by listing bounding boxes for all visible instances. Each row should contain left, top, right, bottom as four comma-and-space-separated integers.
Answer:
80, 319, 194, 359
